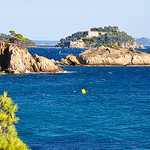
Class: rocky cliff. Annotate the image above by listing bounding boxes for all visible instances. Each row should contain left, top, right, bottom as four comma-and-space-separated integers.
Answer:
0, 41, 63, 74
59, 46, 150, 66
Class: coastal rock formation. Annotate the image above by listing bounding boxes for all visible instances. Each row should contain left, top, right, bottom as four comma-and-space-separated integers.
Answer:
60, 54, 80, 66
139, 45, 145, 49
59, 46, 150, 66
115, 41, 137, 49
0, 41, 63, 74
34, 54, 63, 73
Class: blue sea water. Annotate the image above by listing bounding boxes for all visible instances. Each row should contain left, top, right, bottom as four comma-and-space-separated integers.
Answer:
28, 47, 87, 61
0, 47, 150, 150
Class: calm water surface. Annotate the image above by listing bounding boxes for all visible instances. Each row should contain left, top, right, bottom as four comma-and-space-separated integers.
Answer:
0, 47, 150, 150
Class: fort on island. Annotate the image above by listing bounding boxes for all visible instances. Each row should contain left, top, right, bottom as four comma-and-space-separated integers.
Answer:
70, 31, 99, 48
57, 26, 139, 49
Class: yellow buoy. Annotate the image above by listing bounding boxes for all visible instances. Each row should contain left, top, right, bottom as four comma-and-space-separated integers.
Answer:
82, 89, 86, 94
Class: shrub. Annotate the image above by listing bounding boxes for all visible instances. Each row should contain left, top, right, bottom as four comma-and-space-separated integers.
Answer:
101, 44, 121, 50
129, 47, 135, 52
136, 51, 142, 54
0, 92, 30, 150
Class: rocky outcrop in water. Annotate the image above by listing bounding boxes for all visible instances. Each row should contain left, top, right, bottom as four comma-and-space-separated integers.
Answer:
59, 54, 80, 66
0, 41, 63, 74
139, 45, 145, 49
59, 46, 150, 66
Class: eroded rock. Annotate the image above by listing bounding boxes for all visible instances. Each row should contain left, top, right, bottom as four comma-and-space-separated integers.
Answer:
60, 54, 80, 66
77, 46, 150, 66
59, 46, 150, 66
0, 41, 63, 74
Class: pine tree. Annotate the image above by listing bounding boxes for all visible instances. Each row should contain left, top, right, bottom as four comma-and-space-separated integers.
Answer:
0, 92, 30, 150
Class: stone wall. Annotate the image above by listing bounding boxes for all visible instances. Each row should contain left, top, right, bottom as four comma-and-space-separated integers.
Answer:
87, 31, 99, 38
70, 39, 85, 48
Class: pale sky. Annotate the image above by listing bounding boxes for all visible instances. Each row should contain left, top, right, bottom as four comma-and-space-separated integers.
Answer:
0, 0, 150, 40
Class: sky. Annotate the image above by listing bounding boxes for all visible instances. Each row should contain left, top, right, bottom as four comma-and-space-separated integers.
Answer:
0, 0, 150, 40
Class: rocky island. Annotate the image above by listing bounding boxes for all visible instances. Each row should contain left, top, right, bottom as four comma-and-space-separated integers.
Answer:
0, 31, 63, 74
58, 44, 150, 66
56, 26, 138, 49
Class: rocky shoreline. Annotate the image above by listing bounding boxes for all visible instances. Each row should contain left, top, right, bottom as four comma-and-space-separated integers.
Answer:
0, 41, 63, 74
1, 41, 150, 75
56, 46, 150, 66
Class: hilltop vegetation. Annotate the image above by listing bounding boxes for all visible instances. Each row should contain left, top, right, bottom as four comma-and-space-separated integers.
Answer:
24, 38, 36, 47
57, 31, 88, 47
91, 26, 134, 46
56, 26, 135, 48
0, 31, 36, 47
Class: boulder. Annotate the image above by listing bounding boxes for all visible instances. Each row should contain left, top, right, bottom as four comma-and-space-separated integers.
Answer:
8, 45, 36, 73
0, 42, 63, 74
139, 45, 145, 49
34, 54, 62, 73
60, 54, 80, 66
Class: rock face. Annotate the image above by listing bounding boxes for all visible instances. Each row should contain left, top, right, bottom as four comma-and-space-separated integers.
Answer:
60, 46, 150, 66
60, 54, 80, 66
34, 54, 63, 73
0, 41, 63, 74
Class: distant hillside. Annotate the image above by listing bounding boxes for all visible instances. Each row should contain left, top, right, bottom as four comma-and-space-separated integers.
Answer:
0, 33, 36, 47
135, 37, 150, 46
33, 40, 59, 46
56, 26, 136, 49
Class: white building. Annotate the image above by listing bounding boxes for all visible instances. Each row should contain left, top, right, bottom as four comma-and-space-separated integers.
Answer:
87, 31, 99, 38
99, 32, 107, 35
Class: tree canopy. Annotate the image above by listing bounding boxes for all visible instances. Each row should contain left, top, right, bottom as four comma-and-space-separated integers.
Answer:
9, 30, 16, 37
82, 37, 95, 48
0, 31, 36, 47
9, 30, 25, 43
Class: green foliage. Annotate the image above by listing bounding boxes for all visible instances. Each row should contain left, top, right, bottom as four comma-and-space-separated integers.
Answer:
0, 31, 36, 47
24, 38, 36, 47
56, 31, 88, 47
129, 47, 135, 52
57, 26, 135, 48
101, 44, 122, 50
91, 27, 103, 32
82, 37, 94, 42
9, 31, 25, 43
14, 33, 25, 42
0, 92, 30, 150
82, 37, 95, 48
136, 51, 142, 54
0, 34, 11, 43
91, 26, 119, 32
9, 30, 16, 37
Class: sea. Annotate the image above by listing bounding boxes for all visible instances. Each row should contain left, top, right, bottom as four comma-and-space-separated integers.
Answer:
0, 46, 150, 150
